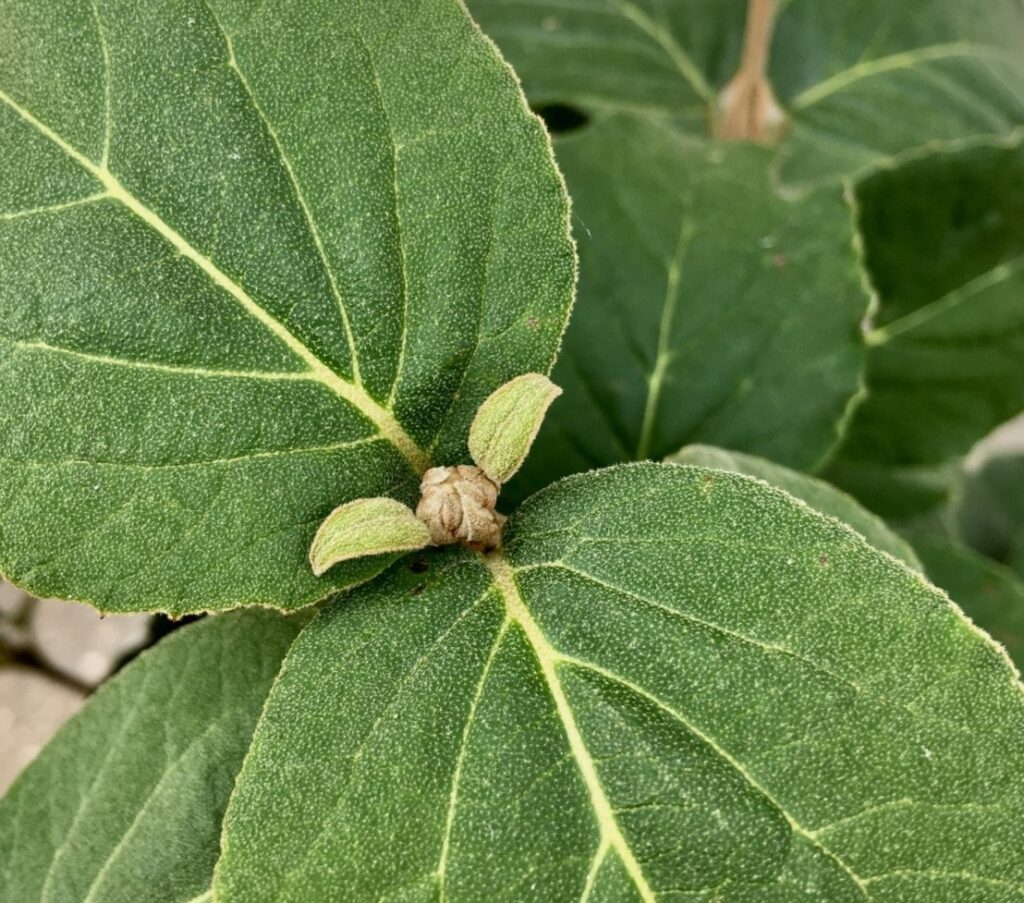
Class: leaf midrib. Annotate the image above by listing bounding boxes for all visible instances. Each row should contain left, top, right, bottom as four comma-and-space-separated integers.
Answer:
636, 217, 694, 460
0, 87, 429, 475
790, 41, 1023, 111
436, 617, 510, 899
486, 550, 873, 900
867, 248, 1024, 347
80, 717, 233, 903
486, 552, 658, 902
609, 0, 715, 105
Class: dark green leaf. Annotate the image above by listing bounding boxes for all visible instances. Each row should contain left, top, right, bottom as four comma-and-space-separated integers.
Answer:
823, 458, 964, 526
0, 610, 301, 902
0, 0, 574, 614
216, 464, 1024, 901
955, 451, 1024, 575
470, 0, 1024, 188
506, 118, 869, 502
833, 137, 1024, 470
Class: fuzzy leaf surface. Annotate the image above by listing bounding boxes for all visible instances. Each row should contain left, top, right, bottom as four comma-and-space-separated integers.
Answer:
216, 464, 1024, 902
469, 373, 561, 484
0, 0, 573, 613
913, 535, 1024, 671
0, 610, 301, 903
309, 497, 429, 576
670, 444, 922, 570
508, 120, 868, 501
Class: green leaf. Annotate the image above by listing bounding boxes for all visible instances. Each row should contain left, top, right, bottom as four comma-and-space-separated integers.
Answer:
506, 118, 869, 502
955, 451, 1024, 575
912, 535, 1024, 671
823, 458, 964, 526
216, 464, 1024, 901
670, 444, 922, 570
0, 0, 574, 614
469, 373, 562, 484
469, 0, 1024, 187
309, 497, 430, 576
832, 137, 1024, 471
0, 610, 301, 902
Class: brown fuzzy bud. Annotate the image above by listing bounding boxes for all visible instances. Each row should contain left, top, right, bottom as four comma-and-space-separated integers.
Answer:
415, 465, 503, 551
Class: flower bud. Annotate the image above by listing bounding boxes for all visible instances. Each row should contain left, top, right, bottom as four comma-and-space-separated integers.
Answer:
414, 465, 502, 551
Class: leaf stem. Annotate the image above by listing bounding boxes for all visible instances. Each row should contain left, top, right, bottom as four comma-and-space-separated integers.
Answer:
714, 0, 784, 142
739, 0, 775, 82
2, 646, 94, 696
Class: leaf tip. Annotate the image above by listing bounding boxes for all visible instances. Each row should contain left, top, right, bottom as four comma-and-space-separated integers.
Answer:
469, 373, 562, 484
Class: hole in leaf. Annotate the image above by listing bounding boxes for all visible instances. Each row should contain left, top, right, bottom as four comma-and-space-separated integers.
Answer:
408, 558, 429, 574
533, 103, 590, 135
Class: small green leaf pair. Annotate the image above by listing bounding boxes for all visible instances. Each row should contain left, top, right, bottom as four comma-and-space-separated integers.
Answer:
309, 374, 561, 575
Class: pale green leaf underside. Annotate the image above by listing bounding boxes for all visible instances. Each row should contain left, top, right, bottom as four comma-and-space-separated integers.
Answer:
309, 496, 428, 576
216, 464, 1024, 901
0, 610, 301, 903
0, 0, 574, 614
508, 118, 869, 502
469, 372, 561, 484
670, 445, 923, 571
469, 0, 1024, 187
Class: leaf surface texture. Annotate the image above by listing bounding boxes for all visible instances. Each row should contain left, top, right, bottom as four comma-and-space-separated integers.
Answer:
0, 0, 574, 613
670, 445, 922, 570
216, 464, 1024, 901
0, 610, 301, 902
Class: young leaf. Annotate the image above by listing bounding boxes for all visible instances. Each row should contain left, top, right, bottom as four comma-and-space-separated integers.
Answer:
309, 497, 429, 576
468, 373, 562, 484
832, 137, 1024, 472
469, 0, 1024, 188
0, 0, 574, 614
912, 535, 1024, 669
216, 464, 1024, 901
670, 444, 923, 569
0, 610, 302, 903
507, 121, 869, 502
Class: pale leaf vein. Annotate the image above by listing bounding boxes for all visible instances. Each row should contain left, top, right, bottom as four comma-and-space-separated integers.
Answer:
204, 3, 363, 385
436, 618, 509, 899
0, 86, 428, 473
